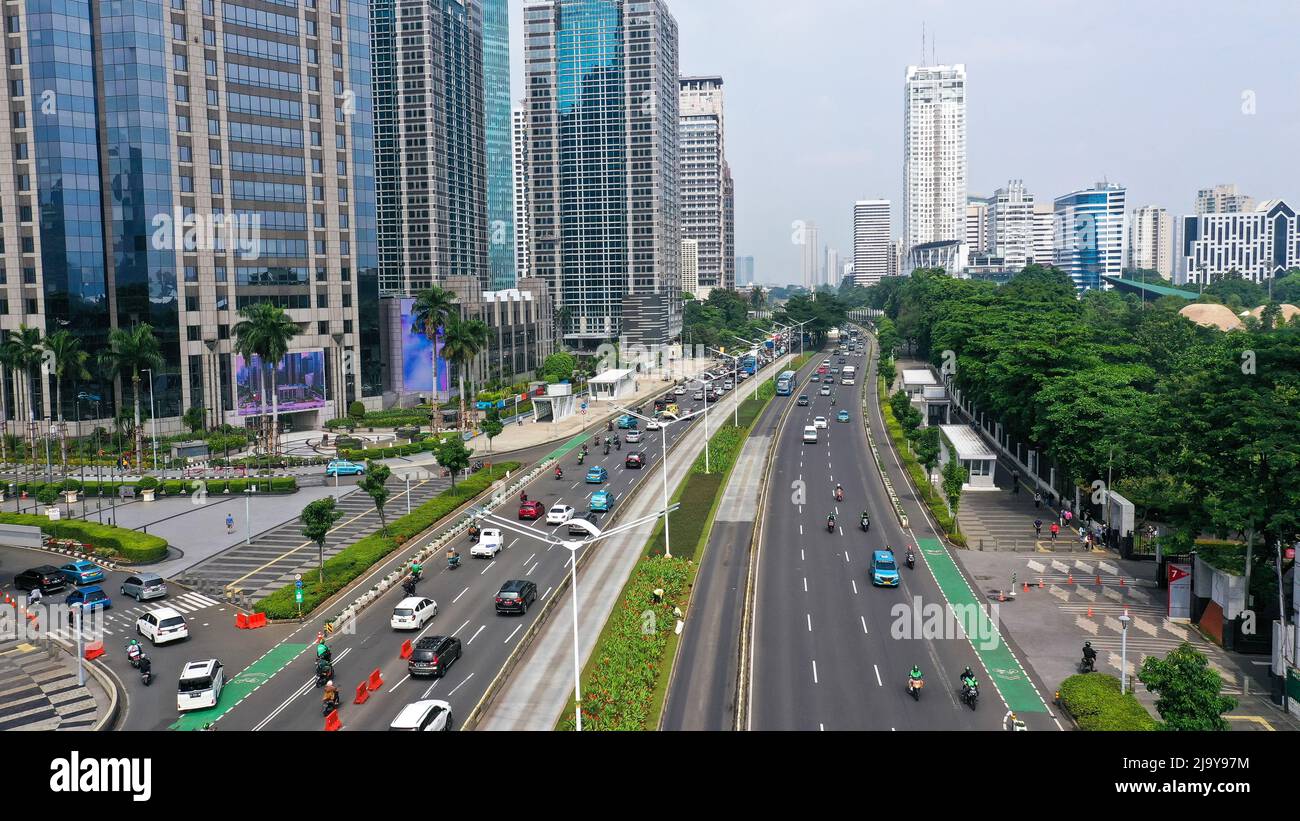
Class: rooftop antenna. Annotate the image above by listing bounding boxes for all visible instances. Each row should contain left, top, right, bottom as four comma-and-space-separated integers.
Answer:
921, 22, 926, 65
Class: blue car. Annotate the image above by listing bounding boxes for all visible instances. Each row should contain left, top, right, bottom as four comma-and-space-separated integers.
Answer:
585, 466, 609, 484
325, 459, 366, 477
870, 550, 900, 587
59, 560, 105, 586
65, 585, 112, 611
590, 490, 612, 512
616, 415, 637, 430
836, 410, 851, 423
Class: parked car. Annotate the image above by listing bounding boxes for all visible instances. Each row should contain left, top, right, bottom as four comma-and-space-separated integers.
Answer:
177, 658, 225, 712
58, 560, 105, 586
137, 606, 189, 645
585, 466, 609, 484
120, 572, 167, 602
494, 579, 538, 616
471, 528, 504, 559
391, 597, 438, 630
13, 565, 66, 594
65, 585, 111, 611
389, 699, 453, 731
407, 635, 462, 678
518, 500, 545, 520
546, 504, 575, 525
590, 490, 612, 512
325, 459, 365, 477
625, 452, 646, 469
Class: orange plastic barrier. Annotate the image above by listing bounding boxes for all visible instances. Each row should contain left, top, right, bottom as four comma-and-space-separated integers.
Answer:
367, 668, 384, 691
400, 639, 413, 660
235, 613, 249, 629
247, 613, 267, 629
354, 682, 370, 705
84, 641, 105, 661
324, 709, 342, 731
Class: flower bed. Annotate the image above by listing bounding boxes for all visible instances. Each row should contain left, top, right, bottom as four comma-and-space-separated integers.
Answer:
0, 513, 168, 563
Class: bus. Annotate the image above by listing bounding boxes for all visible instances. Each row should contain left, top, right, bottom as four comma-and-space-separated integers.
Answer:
741, 354, 758, 375
775, 370, 798, 396
841, 365, 857, 385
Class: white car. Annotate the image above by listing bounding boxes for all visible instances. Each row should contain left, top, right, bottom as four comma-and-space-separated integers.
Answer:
673, 385, 686, 395
546, 504, 575, 525
802, 425, 818, 444
389, 699, 454, 731
814, 416, 828, 429
724, 381, 734, 390
137, 606, 189, 645
646, 419, 661, 431
819, 386, 832, 396
391, 596, 439, 630
177, 658, 224, 713
471, 528, 504, 558
693, 391, 705, 401
625, 429, 643, 443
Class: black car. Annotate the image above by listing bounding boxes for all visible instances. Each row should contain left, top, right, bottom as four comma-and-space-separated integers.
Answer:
14, 565, 66, 594
495, 579, 539, 615
569, 511, 600, 536
407, 635, 463, 678
625, 452, 646, 469
796, 395, 809, 406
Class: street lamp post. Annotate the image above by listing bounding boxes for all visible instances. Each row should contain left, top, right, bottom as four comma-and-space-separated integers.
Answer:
1119, 611, 1132, 694
615, 405, 705, 559
707, 349, 740, 428
142, 368, 158, 476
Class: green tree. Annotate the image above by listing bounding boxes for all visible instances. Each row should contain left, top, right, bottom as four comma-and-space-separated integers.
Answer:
410, 286, 458, 431
182, 406, 206, 435
232, 302, 300, 456
916, 426, 942, 478
1270, 269, 1300, 304
435, 436, 472, 490
300, 496, 343, 584
941, 457, 967, 515
99, 324, 163, 467
1138, 642, 1237, 731
357, 460, 392, 534
540, 351, 576, 383
348, 400, 366, 422
481, 410, 504, 454
442, 313, 490, 431
43, 329, 91, 471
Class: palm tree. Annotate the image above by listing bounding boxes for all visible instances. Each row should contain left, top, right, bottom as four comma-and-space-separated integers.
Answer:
0, 332, 20, 467
44, 330, 91, 473
410, 287, 457, 431
6, 326, 44, 478
232, 302, 300, 456
441, 314, 490, 432
99, 324, 163, 470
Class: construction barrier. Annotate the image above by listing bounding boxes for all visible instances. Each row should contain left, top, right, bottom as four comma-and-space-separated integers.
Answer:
400, 639, 412, 660
235, 613, 249, 629
84, 640, 105, 661
367, 668, 384, 692
324, 709, 342, 732
354, 682, 370, 705
247, 613, 267, 629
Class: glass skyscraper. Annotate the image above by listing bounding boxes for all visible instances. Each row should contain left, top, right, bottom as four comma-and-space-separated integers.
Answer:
1053, 183, 1127, 292
482, 0, 515, 290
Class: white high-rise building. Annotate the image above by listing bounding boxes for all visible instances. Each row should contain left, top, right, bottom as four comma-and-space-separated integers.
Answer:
1181, 200, 1298, 286
1127, 206, 1174, 280
904, 64, 967, 254
1054, 182, 1127, 291
853, 199, 892, 285
986, 180, 1037, 270
826, 248, 840, 288
512, 105, 531, 280
1195, 184, 1255, 216
680, 77, 734, 291
680, 239, 700, 296
800, 222, 821, 290
1031, 202, 1055, 266
966, 196, 990, 253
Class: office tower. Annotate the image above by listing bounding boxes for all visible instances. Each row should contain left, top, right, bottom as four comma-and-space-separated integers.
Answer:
853, 199, 891, 285
524, 0, 681, 347
512, 106, 531, 281
1127, 206, 1174, 280
800, 222, 821, 290
680, 76, 734, 291
842, 261, 855, 285
1031, 202, 1055, 265
374, 0, 488, 296
1182, 200, 1298, 286
736, 256, 755, 286
904, 64, 967, 253
826, 248, 840, 287
1195, 184, 1255, 216
0, 0, 379, 433
966, 195, 990, 253
986, 180, 1036, 270
1053, 183, 1127, 291
680, 240, 700, 296
483, 0, 515, 289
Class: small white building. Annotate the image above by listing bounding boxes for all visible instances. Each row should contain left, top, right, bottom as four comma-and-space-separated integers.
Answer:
532, 382, 578, 424
588, 368, 637, 401
902, 369, 938, 397
939, 424, 998, 490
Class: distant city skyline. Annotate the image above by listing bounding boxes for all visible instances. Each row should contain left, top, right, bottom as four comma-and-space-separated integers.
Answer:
508, 0, 1299, 285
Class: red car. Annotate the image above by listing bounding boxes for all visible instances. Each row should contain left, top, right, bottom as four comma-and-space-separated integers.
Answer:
518, 500, 545, 520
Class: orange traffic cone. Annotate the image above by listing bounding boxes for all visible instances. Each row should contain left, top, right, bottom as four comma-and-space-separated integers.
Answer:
1087, 606, 1094, 618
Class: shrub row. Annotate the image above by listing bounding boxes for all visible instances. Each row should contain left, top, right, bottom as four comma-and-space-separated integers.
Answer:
8, 477, 296, 498
1058, 673, 1158, 731
254, 462, 520, 619
877, 374, 966, 547
336, 435, 454, 462
0, 513, 168, 564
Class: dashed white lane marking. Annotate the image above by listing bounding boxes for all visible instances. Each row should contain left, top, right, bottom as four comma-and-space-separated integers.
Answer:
803, 577, 808, 593
466, 624, 487, 645
452, 587, 470, 604
873, 664, 882, 687
504, 624, 522, 644
851, 580, 858, 595
806, 613, 812, 632
860, 616, 869, 634
812, 660, 819, 684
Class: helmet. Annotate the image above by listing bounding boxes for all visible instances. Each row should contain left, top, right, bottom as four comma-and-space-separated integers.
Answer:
1084, 641, 1092, 648
963, 666, 973, 677
326, 680, 334, 687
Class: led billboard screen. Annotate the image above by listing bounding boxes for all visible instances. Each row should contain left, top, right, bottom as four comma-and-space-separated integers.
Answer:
400, 298, 450, 395
235, 349, 327, 416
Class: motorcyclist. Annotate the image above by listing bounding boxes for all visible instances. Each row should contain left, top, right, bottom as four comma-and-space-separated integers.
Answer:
577, 451, 585, 465
315, 657, 334, 680
960, 667, 978, 696
410, 561, 422, 581
447, 547, 461, 568
126, 639, 142, 665
608, 420, 614, 432
1082, 641, 1097, 669
555, 466, 564, 479
138, 653, 152, 682
860, 510, 870, 528
834, 483, 844, 501
402, 576, 417, 597
827, 512, 836, 530
909, 665, 923, 684
316, 642, 332, 662
323, 680, 340, 709
830, 394, 837, 406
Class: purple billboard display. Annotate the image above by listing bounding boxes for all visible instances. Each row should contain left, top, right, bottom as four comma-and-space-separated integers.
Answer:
235, 349, 327, 416
400, 297, 450, 395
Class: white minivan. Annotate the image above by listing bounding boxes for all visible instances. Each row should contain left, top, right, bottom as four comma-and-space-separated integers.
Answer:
802, 425, 818, 444
177, 658, 224, 712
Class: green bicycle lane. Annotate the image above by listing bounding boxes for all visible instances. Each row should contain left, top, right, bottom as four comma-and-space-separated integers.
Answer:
170, 642, 309, 731
915, 536, 1049, 715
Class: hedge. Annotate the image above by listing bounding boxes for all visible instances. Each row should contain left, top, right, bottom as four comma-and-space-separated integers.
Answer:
0, 513, 168, 563
1059, 673, 1158, 731
254, 462, 520, 619
8, 477, 297, 498
877, 374, 966, 546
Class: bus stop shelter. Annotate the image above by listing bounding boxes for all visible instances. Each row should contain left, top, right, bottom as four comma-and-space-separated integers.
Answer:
588, 368, 636, 401
939, 424, 998, 490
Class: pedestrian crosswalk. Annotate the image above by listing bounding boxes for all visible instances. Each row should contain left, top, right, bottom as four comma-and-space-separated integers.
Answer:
43, 590, 224, 648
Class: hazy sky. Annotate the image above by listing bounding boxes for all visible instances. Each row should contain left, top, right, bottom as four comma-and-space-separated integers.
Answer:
508, 0, 1300, 285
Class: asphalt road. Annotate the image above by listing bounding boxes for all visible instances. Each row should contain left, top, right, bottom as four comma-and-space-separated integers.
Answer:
749, 339, 1038, 730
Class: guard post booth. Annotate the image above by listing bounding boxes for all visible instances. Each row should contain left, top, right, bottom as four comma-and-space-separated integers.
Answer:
939, 424, 998, 490
587, 368, 636, 402
532, 382, 577, 424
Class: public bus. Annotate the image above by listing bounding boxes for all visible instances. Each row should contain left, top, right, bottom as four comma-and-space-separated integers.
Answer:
841, 365, 857, 385
775, 370, 798, 396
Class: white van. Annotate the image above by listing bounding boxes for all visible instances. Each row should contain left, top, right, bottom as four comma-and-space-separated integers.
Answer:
802, 425, 818, 444
177, 659, 225, 712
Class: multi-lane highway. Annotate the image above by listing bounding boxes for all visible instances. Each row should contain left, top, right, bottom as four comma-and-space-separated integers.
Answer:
749, 333, 1056, 730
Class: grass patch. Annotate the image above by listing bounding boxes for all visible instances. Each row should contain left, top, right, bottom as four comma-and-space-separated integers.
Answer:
254, 462, 519, 618
1059, 673, 1158, 731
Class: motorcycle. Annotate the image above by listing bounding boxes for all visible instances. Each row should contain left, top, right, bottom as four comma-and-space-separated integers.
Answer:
907, 676, 924, 701
139, 656, 153, 686
615, 439, 622, 451
826, 517, 836, 533
961, 682, 979, 710
555, 468, 564, 480
834, 488, 844, 502
322, 691, 340, 716
402, 579, 417, 598
577, 453, 585, 465
315, 666, 333, 687
447, 553, 461, 570
860, 516, 869, 532
1079, 655, 1096, 674
905, 549, 915, 569
125, 641, 142, 669
604, 444, 611, 456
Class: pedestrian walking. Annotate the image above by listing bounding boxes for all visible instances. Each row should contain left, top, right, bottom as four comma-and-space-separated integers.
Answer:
1011, 471, 1020, 494
1063, 509, 1073, 527
1049, 522, 1059, 541
1033, 491, 1042, 509
226, 512, 235, 534
1033, 519, 1043, 537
